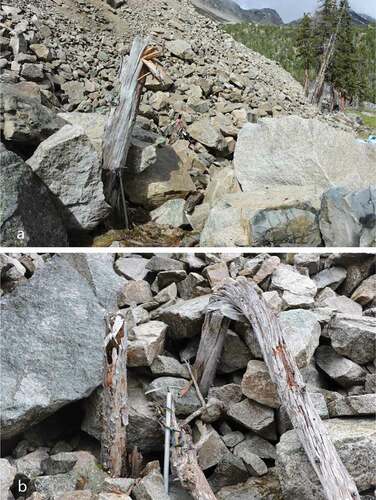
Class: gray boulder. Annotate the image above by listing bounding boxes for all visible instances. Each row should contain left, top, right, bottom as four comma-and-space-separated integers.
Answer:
249, 205, 322, 247
0, 458, 16, 500
216, 469, 283, 500
234, 116, 376, 209
320, 186, 376, 246
279, 309, 321, 368
156, 295, 210, 339
276, 418, 376, 499
27, 125, 110, 232
1, 82, 65, 150
327, 314, 376, 364
315, 345, 367, 388
147, 377, 201, 416
0, 145, 68, 247
0, 256, 106, 438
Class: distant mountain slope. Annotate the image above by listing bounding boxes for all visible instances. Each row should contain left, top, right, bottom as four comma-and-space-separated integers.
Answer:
191, 0, 283, 25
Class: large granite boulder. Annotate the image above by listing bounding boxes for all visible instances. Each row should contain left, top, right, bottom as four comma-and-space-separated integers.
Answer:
0, 255, 124, 438
234, 116, 376, 208
276, 418, 376, 499
27, 125, 110, 232
0, 145, 68, 247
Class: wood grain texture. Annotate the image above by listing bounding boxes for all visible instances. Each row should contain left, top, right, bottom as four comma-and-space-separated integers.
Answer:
209, 277, 360, 500
101, 314, 128, 477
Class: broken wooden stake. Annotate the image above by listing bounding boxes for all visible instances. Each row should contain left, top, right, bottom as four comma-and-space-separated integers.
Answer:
192, 310, 230, 396
101, 314, 128, 477
102, 37, 165, 227
170, 400, 217, 500
209, 278, 360, 500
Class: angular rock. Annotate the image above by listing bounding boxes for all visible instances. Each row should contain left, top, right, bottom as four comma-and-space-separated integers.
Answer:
119, 280, 153, 306
320, 186, 376, 246
1, 257, 105, 438
132, 468, 168, 500
208, 453, 249, 493
158, 270, 187, 289
219, 330, 252, 373
0, 146, 68, 247
315, 287, 362, 316
351, 275, 376, 306
327, 314, 376, 364
221, 431, 245, 448
234, 117, 376, 209
204, 262, 230, 288
249, 205, 322, 247
27, 125, 109, 232
1, 83, 65, 149
228, 399, 276, 440
166, 39, 194, 61
14, 448, 49, 478
125, 145, 196, 209
252, 256, 280, 285
276, 418, 376, 499
193, 422, 229, 470
293, 254, 321, 275
233, 443, 268, 476
114, 256, 149, 281
146, 256, 185, 272
188, 118, 224, 149
148, 377, 201, 416
150, 199, 188, 228
241, 360, 279, 409
328, 394, 376, 417
271, 264, 317, 309
315, 345, 367, 388
150, 355, 189, 378
200, 206, 250, 246
208, 384, 243, 409
156, 295, 210, 338
240, 434, 276, 460
279, 309, 321, 368
128, 321, 167, 367
312, 267, 347, 291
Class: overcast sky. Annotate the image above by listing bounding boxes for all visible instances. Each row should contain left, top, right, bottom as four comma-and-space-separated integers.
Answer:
236, 0, 376, 22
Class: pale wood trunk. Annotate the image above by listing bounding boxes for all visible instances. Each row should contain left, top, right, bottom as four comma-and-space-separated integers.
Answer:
101, 314, 128, 477
170, 403, 217, 500
193, 311, 230, 396
209, 278, 360, 500
102, 36, 149, 225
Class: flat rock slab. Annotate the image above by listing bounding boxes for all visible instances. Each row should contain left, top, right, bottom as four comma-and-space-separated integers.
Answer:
0, 257, 105, 438
234, 116, 376, 208
276, 418, 376, 499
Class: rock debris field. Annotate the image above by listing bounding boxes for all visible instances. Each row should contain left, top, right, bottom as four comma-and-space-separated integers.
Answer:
1, 252, 375, 499
1, 0, 375, 247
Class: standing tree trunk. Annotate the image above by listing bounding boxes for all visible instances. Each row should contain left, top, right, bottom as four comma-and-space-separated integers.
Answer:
101, 314, 128, 477
193, 310, 230, 396
209, 278, 360, 500
304, 67, 309, 95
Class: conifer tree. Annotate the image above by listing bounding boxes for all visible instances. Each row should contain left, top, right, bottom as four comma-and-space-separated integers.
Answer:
296, 14, 315, 93
331, 0, 358, 108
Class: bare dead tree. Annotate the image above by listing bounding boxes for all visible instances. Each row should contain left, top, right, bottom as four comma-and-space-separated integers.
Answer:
101, 314, 128, 477
310, 3, 345, 106
208, 278, 360, 500
192, 310, 230, 396
102, 37, 164, 227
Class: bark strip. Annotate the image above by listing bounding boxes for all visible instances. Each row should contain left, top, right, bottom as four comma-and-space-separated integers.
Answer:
101, 314, 128, 477
209, 277, 360, 500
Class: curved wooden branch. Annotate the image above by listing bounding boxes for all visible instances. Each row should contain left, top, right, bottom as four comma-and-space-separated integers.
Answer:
209, 277, 360, 500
